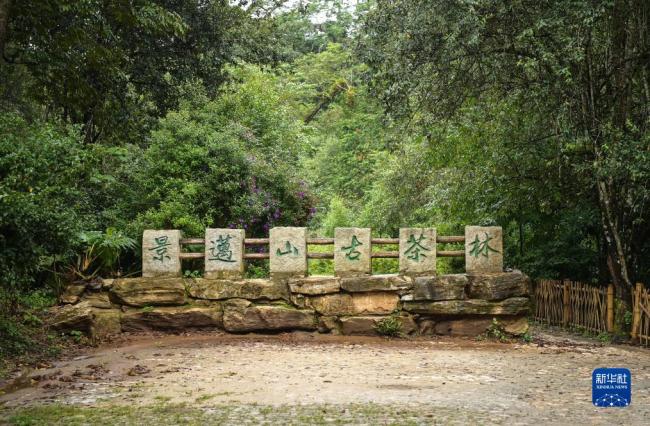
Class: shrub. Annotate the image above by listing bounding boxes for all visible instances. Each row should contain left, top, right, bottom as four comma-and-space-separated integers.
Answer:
374, 316, 402, 337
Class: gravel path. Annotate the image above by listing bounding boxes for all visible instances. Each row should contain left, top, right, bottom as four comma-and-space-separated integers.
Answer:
1, 331, 649, 424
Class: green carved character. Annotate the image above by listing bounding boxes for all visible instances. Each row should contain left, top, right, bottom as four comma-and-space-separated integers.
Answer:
149, 235, 171, 262
342, 235, 363, 260
276, 241, 299, 256
404, 233, 430, 262
209, 234, 236, 262
469, 232, 500, 258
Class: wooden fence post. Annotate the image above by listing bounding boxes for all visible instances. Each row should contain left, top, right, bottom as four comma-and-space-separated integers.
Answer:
631, 282, 642, 341
563, 280, 571, 327
607, 283, 615, 333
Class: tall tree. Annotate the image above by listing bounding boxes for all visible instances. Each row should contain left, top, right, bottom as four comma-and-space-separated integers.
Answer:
1, 1, 268, 144
358, 0, 650, 302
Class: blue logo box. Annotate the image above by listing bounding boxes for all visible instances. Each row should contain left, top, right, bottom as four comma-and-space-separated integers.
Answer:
592, 368, 631, 407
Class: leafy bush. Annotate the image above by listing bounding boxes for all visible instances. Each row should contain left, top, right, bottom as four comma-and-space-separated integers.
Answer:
0, 113, 91, 311
65, 229, 137, 280
374, 316, 402, 337
485, 318, 509, 342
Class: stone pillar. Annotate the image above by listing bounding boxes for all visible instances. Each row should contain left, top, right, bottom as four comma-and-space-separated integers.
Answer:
399, 228, 437, 276
269, 227, 307, 279
334, 228, 371, 277
204, 228, 245, 279
465, 226, 503, 273
142, 230, 182, 277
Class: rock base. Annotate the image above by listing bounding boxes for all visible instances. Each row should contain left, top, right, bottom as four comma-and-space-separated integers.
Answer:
49, 272, 531, 338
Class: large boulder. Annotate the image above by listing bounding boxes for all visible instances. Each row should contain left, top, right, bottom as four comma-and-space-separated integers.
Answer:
121, 306, 223, 331
340, 315, 417, 336
110, 278, 186, 307
306, 292, 399, 316
467, 271, 530, 300
340, 275, 412, 292
222, 300, 316, 332
403, 297, 530, 315
288, 276, 340, 295
187, 279, 289, 301
48, 301, 95, 331
411, 274, 467, 301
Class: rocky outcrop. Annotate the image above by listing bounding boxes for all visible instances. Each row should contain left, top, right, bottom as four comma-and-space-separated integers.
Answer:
467, 271, 530, 300
110, 278, 186, 307
288, 276, 340, 295
403, 297, 530, 316
121, 306, 223, 331
411, 274, 467, 301
340, 275, 412, 292
222, 300, 316, 332
187, 279, 289, 301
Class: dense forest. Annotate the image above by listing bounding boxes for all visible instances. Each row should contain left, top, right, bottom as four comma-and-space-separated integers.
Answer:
1, 0, 649, 356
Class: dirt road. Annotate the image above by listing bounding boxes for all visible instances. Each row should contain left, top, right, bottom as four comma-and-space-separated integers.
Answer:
1, 331, 649, 424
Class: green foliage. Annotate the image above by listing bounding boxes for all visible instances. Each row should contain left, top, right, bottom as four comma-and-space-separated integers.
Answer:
358, 0, 650, 291
129, 69, 314, 238
485, 318, 509, 343
374, 315, 402, 337
67, 229, 136, 280
0, 113, 91, 307
2, 0, 271, 144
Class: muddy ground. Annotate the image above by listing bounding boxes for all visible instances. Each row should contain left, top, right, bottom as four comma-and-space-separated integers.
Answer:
1, 329, 649, 424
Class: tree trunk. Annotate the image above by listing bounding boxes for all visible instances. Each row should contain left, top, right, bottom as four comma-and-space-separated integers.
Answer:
0, 0, 10, 61
597, 178, 633, 308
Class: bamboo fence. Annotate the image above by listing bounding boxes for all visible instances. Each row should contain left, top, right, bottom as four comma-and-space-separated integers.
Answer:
534, 279, 611, 334
632, 283, 650, 347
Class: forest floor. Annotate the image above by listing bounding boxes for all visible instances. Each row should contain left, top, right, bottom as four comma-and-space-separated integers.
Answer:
1, 329, 649, 425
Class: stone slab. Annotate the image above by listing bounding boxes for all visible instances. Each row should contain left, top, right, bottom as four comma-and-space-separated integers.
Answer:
307, 292, 399, 316
110, 278, 186, 307
334, 228, 371, 277
142, 230, 182, 277
467, 271, 530, 300
340, 274, 412, 292
90, 310, 122, 340
222, 299, 316, 332
399, 228, 437, 275
465, 226, 503, 273
48, 301, 95, 332
60, 284, 86, 304
288, 276, 341, 295
121, 306, 223, 331
340, 315, 417, 336
269, 227, 307, 278
403, 297, 529, 315
433, 315, 529, 336
204, 228, 245, 279
80, 291, 113, 309
412, 274, 467, 301
186, 278, 289, 301
317, 316, 340, 334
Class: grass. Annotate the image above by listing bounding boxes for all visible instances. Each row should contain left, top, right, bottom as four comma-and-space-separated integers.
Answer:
1, 402, 493, 425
